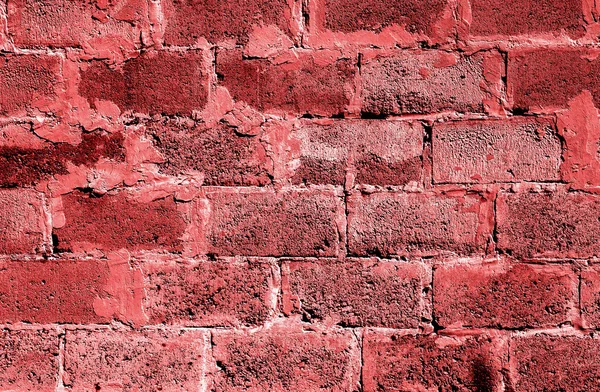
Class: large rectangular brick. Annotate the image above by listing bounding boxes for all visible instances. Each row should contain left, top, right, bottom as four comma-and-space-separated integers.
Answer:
212, 326, 360, 391
0, 329, 59, 392
508, 49, 600, 112
581, 268, 600, 328
53, 191, 187, 253
360, 50, 499, 115
147, 119, 271, 186
78, 51, 208, 115
347, 191, 492, 257
497, 190, 600, 258
363, 331, 505, 392
196, 189, 345, 257
509, 334, 600, 391
64, 329, 208, 392
0, 260, 111, 324
162, 0, 296, 46
291, 119, 423, 186
282, 259, 427, 328
217, 49, 356, 116
144, 259, 276, 327
469, 0, 585, 38
0, 189, 46, 254
434, 261, 577, 329
0, 54, 60, 116
7, 0, 146, 47
432, 118, 561, 183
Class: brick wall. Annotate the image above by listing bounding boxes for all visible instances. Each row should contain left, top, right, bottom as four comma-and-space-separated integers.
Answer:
0, 0, 598, 391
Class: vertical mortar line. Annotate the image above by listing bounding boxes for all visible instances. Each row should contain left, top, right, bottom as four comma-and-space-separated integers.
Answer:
300, 0, 309, 47
578, 267, 583, 322
55, 325, 66, 392
491, 189, 500, 256
351, 327, 364, 392
198, 330, 212, 392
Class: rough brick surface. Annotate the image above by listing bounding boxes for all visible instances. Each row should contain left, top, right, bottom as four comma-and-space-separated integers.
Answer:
198, 189, 344, 257
510, 334, 600, 391
432, 118, 561, 183
469, 0, 585, 38
54, 191, 186, 253
434, 261, 577, 328
0, 189, 46, 254
212, 327, 360, 391
581, 268, 600, 328
363, 332, 505, 392
0, 329, 59, 392
497, 190, 600, 258
144, 260, 275, 326
64, 329, 208, 391
292, 119, 423, 186
348, 191, 491, 256
78, 51, 208, 115
217, 49, 356, 116
282, 259, 426, 328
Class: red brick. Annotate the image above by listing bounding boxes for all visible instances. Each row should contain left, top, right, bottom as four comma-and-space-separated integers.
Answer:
580, 268, 600, 328
198, 189, 344, 257
0, 260, 111, 324
54, 191, 186, 253
212, 326, 360, 391
7, 0, 146, 47
508, 49, 600, 112
322, 0, 449, 37
282, 259, 426, 328
147, 119, 271, 186
509, 334, 600, 391
217, 49, 356, 116
292, 119, 423, 186
360, 51, 493, 115
432, 118, 561, 183
144, 259, 275, 327
162, 0, 295, 46
0, 189, 46, 254
64, 329, 208, 392
363, 331, 505, 392
0, 54, 60, 116
347, 191, 491, 257
469, 0, 585, 38
78, 51, 208, 115
0, 131, 124, 187
496, 190, 600, 258
0, 329, 59, 392
434, 261, 577, 329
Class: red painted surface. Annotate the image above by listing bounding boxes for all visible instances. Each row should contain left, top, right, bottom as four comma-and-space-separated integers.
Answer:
1, 0, 600, 390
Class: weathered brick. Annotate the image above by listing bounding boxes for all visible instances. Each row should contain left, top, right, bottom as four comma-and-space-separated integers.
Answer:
508, 49, 600, 112
348, 191, 491, 257
162, 0, 295, 46
282, 259, 426, 328
469, 0, 585, 38
510, 334, 600, 391
54, 191, 186, 253
7, 0, 146, 47
0, 329, 59, 392
0, 54, 60, 116
292, 119, 423, 186
363, 331, 505, 392
147, 119, 271, 186
434, 261, 577, 329
217, 49, 356, 116
0, 189, 46, 254
581, 268, 600, 328
360, 51, 494, 115
198, 189, 344, 257
0, 131, 124, 187
321, 0, 449, 38
212, 327, 360, 391
497, 190, 600, 258
78, 51, 208, 115
144, 260, 275, 327
64, 329, 208, 392
432, 118, 561, 183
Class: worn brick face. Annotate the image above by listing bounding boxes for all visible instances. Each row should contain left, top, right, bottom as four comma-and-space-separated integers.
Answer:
0, 190, 46, 255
